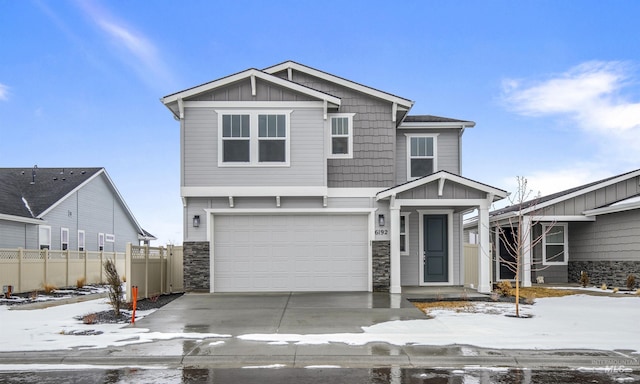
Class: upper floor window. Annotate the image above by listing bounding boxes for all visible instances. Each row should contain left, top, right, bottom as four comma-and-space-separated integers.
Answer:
406, 134, 438, 180
328, 113, 354, 159
218, 111, 290, 166
542, 223, 568, 265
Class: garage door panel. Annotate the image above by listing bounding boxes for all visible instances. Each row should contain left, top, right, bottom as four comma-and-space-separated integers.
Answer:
214, 214, 368, 292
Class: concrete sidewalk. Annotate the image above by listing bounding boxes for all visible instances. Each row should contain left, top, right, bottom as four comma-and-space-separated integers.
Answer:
0, 291, 637, 370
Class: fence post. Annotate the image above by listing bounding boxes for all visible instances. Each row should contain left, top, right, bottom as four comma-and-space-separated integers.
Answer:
83, 250, 87, 286
125, 243, 132, 303
160, 246, 165, 294
18, 248, 23, 293
44, 248, 49, 286
167, 245, 173, 293
65, 249, 70, 288
144, 245, 149, 299
99, 251, 103, 284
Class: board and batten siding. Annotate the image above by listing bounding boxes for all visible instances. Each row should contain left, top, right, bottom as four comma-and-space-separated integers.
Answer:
397, 180, 485, 200
0, 220, 37, 249
540, 177, 640, 216
182, 106, 326, 187
569, 210, 640, 262
188, 78, 319, 103
273, 71, 397, 188
395, 129, 460, 185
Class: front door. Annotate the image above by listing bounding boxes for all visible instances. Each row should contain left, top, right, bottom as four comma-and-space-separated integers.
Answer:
423, 214, 448, 283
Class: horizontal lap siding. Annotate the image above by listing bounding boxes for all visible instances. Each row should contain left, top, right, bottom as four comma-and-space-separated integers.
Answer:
569, 210, 640, 261
183, 107, 326, 187
0, 220, 35, 248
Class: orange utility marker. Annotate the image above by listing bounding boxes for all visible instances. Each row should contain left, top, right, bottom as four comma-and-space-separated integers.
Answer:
131, 286, 138, 324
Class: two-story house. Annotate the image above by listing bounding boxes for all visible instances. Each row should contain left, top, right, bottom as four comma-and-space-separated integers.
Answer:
161, 61, 506, 294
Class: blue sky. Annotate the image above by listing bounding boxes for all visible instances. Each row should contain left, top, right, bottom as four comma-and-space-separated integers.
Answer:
2, 1, 640, 244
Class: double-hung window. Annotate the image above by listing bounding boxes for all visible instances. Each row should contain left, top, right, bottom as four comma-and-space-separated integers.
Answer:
328, 114, 354, 158
78, 230, 85, 252
39, 225, 51, 250
98, 233, 105, 252
406, 134, 437, 180
218, 111, 290, 166
61, 228, 69, 251
542, 223, 568, 265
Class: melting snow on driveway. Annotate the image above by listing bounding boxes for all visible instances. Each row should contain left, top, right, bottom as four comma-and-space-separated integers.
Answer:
0, 298, 229, 351
239, 295, 640, 352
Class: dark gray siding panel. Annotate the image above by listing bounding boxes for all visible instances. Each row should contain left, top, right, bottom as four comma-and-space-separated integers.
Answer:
183, 107, 326, 187
569, 209, 640, 262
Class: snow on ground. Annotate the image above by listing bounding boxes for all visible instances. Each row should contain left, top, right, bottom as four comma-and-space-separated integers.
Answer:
0, 298, 229, 351
0, 294, 638, 353
240, 295, 640, 352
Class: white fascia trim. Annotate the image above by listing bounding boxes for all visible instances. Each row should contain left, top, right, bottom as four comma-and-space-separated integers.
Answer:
377, 171, 507, 201
263, 61, 414, 109
204, 208, 375, 215
583, 201, 640, 216
396, 198, 491, 207
182, 186, 328, 197
519, 169, 640, 216
162, 69, 341, 106
530, 215, 596, 222
184, 101, 328, 109
399, 122, 476, 129
0, 213, 45, 225
327, 188, 384, 197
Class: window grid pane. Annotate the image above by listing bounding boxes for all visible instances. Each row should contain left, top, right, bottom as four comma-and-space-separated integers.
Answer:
223, 114, 250, 137
259, 114, 286, 138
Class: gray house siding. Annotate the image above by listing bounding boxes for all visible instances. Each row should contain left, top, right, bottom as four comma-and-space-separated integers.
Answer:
397, 181, 485, 200
188, 78, 319, 103
274, 71, 396, 188
182, 106, 326, 187
540, 177, 640, 216
395, 129, 460, 185
569, 210, 640, 262
0, 220, 37, 248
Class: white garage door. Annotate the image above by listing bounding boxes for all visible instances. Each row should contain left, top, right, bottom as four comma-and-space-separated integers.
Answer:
213, 214, 369, 292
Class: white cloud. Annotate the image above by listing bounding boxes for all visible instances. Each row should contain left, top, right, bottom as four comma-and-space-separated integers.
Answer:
502, 61, 640, 134
0, 83, 9, 101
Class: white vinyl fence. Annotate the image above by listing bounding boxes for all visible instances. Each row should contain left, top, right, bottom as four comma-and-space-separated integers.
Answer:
0, 244, 183, 301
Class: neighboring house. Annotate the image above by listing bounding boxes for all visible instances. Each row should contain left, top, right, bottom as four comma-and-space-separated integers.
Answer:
468, 169, 640, 287
0, 167, 155, 252
161, 61, 507, 294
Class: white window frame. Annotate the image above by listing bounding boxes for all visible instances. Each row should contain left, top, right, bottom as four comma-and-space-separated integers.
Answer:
105, 234, 115, 242
38, 225, 51, 250
405, 133, 438, 180
98, 233, 105, 251
78, 230, 85, 252
327, 113, 355, 159
61, 228, 69, 251
400, 213, 410, 256
217, 110, 291, 167
542, 223, 568, 265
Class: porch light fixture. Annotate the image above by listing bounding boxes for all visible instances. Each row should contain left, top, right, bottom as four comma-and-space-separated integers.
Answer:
193, 215, 200, 228
378, 214, 385, 227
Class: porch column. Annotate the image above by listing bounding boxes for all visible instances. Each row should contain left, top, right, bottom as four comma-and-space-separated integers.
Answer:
389, 198, 402, 294
522, 215, 532, 287
477, 200, 492, 293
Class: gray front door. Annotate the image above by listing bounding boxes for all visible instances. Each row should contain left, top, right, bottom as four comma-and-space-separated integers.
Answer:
423, 214, 448, 283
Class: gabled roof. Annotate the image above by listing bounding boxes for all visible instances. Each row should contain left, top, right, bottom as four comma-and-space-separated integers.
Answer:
376, 170, 507, 201
490, 168, 640, 218
0, 167, 153, 239
160, 67, 342, 118
263, 60, 414, 110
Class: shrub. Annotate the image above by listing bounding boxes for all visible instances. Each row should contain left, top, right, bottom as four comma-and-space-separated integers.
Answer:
43, 283, 57, 294
626, 274, 636, 291
103, 258, 124, 317
524, 293, 536, 305
76, 277, 86, 289
579, 271, 589, 288
601, 283, 608, 290
82, 313, 98, 324
496, 280, 513, 296
613, 287, 619, 293
490, 291, 500, 302
121, 275, 127, 283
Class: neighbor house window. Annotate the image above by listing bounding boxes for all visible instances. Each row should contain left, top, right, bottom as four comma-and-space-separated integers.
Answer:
328, 114, 354, 158
61, 228, 69, 251
406, 134, 438, 179
105, 234, 115, 243
39, 225, 51, 250
258, 114, 286, 162
98, 233, 105, 251
221, 114, 250, 162
400, 213, 410, 255
542, 223, 568, 265
78, 230, 85, 252
218, 111, 290, 166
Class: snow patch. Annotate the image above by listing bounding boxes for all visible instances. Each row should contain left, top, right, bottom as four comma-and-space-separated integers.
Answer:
305, 365, 342, 369
241, 364, 287, 369
0, 364, 168, 372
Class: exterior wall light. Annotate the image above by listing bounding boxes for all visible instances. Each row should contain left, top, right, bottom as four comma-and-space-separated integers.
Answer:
378, 214, 385, 227
193, 215, 200, 228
